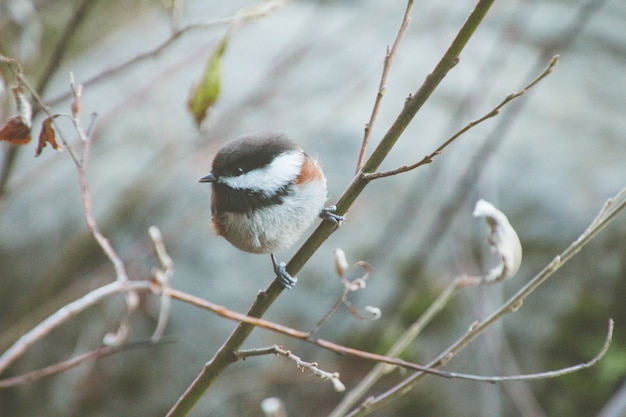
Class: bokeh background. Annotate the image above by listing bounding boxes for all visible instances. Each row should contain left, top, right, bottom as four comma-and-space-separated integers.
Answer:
0, 0, 625, 416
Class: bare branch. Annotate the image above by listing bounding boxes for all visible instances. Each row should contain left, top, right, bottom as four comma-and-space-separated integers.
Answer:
309, 250, 374, 336
149, 226, 175, 342
46, 1, 287, 107
0, 339, 166, 388
0, 281, 151, 376
329, 275, 465, 417
236, 345, 346, 392
362, 55, 559, 181
68, 111, 139, 346
356, 0, 414, 173
162, 287, 465, 379
346, 185, 626, 416
462, 319, 614, 383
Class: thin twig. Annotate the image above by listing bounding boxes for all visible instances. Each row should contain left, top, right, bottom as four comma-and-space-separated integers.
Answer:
149, 226, 175, 342
71, 112, 139, 346
309, 256, 372, 336
0, 339, 167, 388
377, 0, 611, 311
0, 281, 151, 376
329, 275, 465, 417
0, 0, 95, 200
46, 2, 287, 107
0, 273, 613, 391
356, 0, 414, 173
162, 287, 452, 378
308, 291, 347, 336
343, 323, 615, 417
346, 186, 626, 416
362, 55, 559, 181
236, 345, 346, 392
459, 319, 614, 383
162, 285, 496, 380
164, 288, 612, 383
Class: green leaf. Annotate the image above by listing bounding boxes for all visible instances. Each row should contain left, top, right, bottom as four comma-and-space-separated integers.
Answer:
188, 36, 228, 126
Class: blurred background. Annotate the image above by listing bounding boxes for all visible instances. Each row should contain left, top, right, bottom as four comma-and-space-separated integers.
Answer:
0, 0, 625, 416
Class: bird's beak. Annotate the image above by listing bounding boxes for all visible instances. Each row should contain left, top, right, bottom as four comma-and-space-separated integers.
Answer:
198, 173, 216, 183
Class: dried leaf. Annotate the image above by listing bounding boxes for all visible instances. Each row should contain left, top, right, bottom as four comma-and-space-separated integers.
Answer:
0, 115, 32, 144
473, 199, 522, 283
0, 85, 33, 145
35, 115, 60, 157
187, 36, 228, 126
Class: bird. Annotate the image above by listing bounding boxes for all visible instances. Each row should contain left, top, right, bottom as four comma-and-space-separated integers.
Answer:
198, 132, 343, 289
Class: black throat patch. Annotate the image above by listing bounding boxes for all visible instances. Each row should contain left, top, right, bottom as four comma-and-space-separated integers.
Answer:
212, 182, 293, 213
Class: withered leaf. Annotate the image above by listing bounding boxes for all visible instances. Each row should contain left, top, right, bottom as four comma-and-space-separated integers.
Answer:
0, 115, 32, 145
35, 115, 61, 157
473, 199, 522, 283
187, 36, 228, 126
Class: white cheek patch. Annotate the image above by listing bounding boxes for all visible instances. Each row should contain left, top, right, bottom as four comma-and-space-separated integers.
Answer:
220, 150, 304, 197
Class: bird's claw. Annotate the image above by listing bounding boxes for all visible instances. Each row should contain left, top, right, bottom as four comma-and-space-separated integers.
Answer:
320, 205, 345, 224
271, 254, 297, 289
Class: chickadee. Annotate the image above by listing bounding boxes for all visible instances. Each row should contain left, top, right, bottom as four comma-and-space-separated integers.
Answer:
199, 132, 343, 289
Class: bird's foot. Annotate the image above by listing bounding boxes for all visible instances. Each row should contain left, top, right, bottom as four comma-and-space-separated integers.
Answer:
271, 254, 297, 289
319, 205, 345, 224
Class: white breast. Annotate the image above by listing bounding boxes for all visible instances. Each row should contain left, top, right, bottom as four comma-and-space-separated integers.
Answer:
218, 176, 327, 254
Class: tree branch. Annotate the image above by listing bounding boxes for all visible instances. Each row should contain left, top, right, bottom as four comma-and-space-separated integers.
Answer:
236, 345, 346, 392
362, 55, 559, 181
46, 1, 287, 107
0, 281, 151, 376
0, 0, 96, 201
165, 1, 497, 415
355, 0, 414, 173
346, 185, 626, 416
0, 339, 167, 388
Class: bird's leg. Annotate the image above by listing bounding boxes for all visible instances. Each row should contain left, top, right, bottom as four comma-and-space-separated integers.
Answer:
319, 205, 345, 223
271, 254, 297, 289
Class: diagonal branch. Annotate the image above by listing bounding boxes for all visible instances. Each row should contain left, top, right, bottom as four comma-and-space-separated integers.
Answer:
362, 55, 559, 181
0, 280, 151, 376
355, 0, 415, 173
346, 185, 626, 416
46, 0, 287, 107
165, 1, 497, 415
0, 339, 167, 388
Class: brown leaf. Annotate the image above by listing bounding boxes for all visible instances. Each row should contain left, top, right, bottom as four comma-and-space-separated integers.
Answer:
35, 116, 60, 157
0, 115, 32, 145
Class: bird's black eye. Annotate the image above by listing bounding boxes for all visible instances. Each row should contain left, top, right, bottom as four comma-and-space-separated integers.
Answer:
235, 167, 244, 176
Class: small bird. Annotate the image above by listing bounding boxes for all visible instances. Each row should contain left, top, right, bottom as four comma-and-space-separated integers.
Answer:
199, 132, 343, 289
